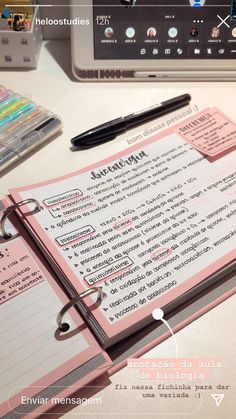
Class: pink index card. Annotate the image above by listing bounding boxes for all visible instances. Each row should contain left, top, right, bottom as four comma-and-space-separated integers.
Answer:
174, 107, 236, 157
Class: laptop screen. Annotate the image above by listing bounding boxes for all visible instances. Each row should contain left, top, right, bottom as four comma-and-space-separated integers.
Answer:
93, 0, 236, 60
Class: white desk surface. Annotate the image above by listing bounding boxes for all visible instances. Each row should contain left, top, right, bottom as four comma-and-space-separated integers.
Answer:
0, 41, 235, 418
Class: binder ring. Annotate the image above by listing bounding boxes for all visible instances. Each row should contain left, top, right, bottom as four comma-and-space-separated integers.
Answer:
0, 198, 41, 239
57, 287, 104, 332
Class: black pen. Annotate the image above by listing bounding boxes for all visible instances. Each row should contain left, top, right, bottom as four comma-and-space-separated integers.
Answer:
71, 93, 191, 147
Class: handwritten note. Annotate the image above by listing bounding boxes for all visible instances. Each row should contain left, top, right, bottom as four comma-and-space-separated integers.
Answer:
13, 131, 236, 327
175, 107, 236, 157
0, 242, 44, 304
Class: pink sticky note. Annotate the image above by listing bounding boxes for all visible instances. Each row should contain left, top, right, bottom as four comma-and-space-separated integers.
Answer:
174, 107, 236, 157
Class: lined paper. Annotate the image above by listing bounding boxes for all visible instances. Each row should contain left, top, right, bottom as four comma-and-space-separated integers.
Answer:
0, 237, 90, 405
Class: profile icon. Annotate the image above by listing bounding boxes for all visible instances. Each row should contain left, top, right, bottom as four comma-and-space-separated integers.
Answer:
126, 27, 135, 38
189, 0, 205, 6
147, 27, 157, 38
190, 27, 198, 37
168, 27, 178, 38
211, 27, 220, 38
104, 27, 114, 38
232, 27, 236, 38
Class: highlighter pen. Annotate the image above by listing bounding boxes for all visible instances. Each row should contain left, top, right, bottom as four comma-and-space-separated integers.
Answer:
0, 94, 19, 112
0, 108, 50, 139
0, 116, 62, 172
0, 98, 28, 118
0, 112, 53, 147
71, 93, 191, 147
0, 143, 19, 170
0, 90, 13, 104
18, 116, 62, 148
0, 107, 45, 135
0, 103, 35, 128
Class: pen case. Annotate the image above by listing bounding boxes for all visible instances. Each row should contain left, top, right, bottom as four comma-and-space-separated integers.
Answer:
0, 86, 63, 173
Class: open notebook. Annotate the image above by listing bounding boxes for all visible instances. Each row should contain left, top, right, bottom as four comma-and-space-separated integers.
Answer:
0, 195, 234, 418
0, 201, 111, 418
1, 108, 236, 416
2, 108, 235, 350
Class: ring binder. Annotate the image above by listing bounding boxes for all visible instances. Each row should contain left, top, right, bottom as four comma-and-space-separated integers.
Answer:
0, 198, 41, 239
57, 287, 105, 332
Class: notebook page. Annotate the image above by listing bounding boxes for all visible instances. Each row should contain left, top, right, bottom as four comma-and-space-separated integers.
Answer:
10, 130, 236, 342
0, 212, 104, 416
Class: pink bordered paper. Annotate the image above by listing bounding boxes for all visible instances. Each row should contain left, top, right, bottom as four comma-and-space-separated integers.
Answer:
9, 123, 236, 344
0, 200, 111, 418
